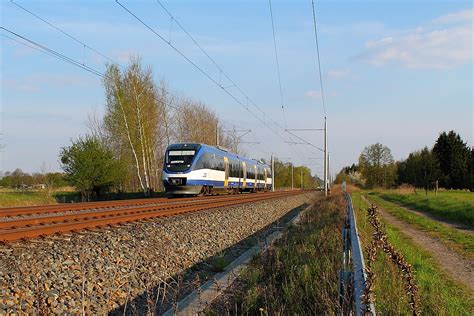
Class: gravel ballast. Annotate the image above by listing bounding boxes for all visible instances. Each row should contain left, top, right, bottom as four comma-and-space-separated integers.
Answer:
0, 193, 313, 314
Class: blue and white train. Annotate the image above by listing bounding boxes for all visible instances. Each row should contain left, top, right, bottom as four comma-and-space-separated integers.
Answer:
162, 143, 272, 196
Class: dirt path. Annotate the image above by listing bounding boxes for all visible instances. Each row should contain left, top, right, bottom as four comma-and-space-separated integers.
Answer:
363, 196, 474, 293
386, 200, 474, 235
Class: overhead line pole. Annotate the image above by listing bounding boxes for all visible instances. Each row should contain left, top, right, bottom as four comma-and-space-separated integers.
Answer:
324, 117, 328, 196
285, 126, 328, 196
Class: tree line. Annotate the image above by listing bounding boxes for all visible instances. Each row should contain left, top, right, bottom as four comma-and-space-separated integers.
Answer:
0, 169, 67, 191
273, 159, 321, 190
335, 131, 473, 192
59, 57, 320, 200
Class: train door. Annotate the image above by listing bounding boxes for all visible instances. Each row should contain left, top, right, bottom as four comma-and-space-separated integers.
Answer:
254, 165, 258, 191
264, 168, 267, 189
224, 157, 229, 188
242, 161, 246, 189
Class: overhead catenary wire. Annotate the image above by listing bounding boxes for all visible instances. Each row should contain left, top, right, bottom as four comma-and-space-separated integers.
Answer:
1, 27, 188, 114
6, 1, 322, 171
155, 0, 287, 134
1, 27, 104, 77
10, 0, 121, 66
116, 0, 292, 145
5, 0, 193, 113
267, 0, 288, 128
311, 0, 326, 117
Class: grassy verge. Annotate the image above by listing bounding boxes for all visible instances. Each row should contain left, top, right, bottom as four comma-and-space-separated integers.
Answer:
366, 192, 474, 259
373, 190, 473, 227
208, 193, 345, 314
352, 191, 473, 314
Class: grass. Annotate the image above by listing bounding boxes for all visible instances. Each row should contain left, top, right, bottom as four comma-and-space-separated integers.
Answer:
352, 191, 473, 314
210, 252, 230, 272
0, 191, 57, 207
365, 192, 474, 259
0, 188, 169, 207
208, 192, 345, 314
373, 190, 473, 227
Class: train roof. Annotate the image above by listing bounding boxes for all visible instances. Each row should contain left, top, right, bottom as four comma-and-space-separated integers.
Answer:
166, 143, 270, 167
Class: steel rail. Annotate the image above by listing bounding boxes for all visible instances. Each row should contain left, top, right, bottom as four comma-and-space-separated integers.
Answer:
0, 193, 260, 218
0, 191, 304, 242
0, 192, 293, 230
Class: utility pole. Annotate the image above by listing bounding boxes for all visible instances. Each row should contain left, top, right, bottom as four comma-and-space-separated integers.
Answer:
301, 169, 303, 190
324, 117, 328, 196
271, 154, 275, 192
216, 122, 219, 147
291, 164, 294, 190
270, 154, 275, 192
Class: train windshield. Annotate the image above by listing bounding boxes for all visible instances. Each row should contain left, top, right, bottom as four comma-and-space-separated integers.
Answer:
166, 149, 196, 172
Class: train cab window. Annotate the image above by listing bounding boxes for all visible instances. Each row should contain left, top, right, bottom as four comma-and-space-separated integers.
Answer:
165, 149, 196, 172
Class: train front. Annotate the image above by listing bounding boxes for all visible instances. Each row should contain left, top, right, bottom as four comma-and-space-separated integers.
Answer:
162, 143, 201, 195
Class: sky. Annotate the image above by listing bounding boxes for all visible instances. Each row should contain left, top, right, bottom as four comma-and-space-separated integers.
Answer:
1, 0, 472, 180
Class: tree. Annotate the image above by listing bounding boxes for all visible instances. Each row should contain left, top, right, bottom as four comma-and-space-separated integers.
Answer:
469, 147, 474, 191
398, 147, 439, 193
103, 57, 161, 195
60, 136, 124, 201
10, 168, 25, 189
334, 164, 364, 187
432, 131, 470, 189
358, 143, 396, 188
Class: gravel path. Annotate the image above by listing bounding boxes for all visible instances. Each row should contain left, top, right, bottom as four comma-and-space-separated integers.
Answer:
0, 193, 313, 314
382, 200, 474, 235
363, 196, 474, 293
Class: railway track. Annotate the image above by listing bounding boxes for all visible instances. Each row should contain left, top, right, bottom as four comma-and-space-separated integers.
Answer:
0, 191, 304, 242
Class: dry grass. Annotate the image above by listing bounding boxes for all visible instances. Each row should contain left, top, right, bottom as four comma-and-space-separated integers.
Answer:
207, 192, 345, 315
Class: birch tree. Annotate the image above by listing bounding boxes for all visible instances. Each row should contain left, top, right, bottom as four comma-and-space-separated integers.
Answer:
103, 58, 159, 195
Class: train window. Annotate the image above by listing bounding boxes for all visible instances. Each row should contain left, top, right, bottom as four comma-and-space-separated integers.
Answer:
230, 159, 239, 177
194, 152, 213, 170
166, 149, 196, 171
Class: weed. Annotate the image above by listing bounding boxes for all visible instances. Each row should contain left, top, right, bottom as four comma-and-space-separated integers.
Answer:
211, 252, 229, 272
209, 193, 345, 314
367, 192, 474, 258
353, 191, 474, 314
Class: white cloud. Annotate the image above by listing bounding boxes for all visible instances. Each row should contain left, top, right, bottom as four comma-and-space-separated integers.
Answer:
2, 79, 40, 92
305, 90, 321, 99
327, 69, 352, 80
1, 73, 90, 92
360, 9, 473, 69
432, 9, 473, 24
305, 90, 338, 99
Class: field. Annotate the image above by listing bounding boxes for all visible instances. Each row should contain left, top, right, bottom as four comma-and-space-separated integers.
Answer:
0, 190, 57, 207
0, 188, 168, 207
352, 191, 473, 314
372, 190, 473, 227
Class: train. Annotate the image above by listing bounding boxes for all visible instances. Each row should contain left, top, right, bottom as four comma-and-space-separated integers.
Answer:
162, 143, 272, 196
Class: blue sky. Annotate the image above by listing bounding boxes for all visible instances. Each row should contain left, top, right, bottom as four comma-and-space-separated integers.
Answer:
1, 0, 472, 179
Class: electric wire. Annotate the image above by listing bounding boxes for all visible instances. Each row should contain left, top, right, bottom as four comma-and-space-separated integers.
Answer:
155, 0, 290, 139
10, 0, 121, 66
268, 0, 288, 128
116, 0, 291, 145
1, 27, 104, 77
310, 0, 326, 117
